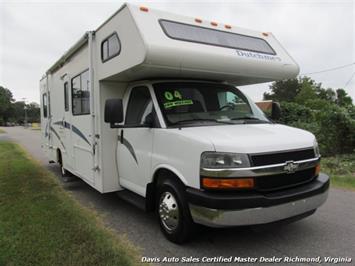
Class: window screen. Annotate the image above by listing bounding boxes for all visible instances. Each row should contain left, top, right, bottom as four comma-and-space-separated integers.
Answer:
101, 32, 121, 62
160, 20, 276, 55
108, 34, 120, 57
42, 93, 48, 118
64, 82, 69, 111
71, 70, 90, 115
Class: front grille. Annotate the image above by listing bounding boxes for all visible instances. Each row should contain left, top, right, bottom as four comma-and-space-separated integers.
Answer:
250, 148, 315, 166
255, 167, 316, 192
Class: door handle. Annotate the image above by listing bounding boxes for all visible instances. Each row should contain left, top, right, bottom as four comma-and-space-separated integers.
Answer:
120, 129, 124, 144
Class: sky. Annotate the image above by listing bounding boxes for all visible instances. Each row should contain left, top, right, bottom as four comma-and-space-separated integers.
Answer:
0, 0, 354, 104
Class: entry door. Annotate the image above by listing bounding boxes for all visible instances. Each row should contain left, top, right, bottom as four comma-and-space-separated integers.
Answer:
59, 78, 73, 169
41, 90, 50, 157
117, 86, 155, 196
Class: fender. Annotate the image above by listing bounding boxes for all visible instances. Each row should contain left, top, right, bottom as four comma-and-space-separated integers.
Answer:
151, 164, 189, 186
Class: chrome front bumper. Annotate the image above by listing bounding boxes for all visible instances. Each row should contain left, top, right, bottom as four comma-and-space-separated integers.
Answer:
188, 174, 329, 227
190, 191, 328, 227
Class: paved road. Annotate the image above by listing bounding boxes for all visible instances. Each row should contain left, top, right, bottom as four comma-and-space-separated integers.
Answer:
1, 126, 354, 265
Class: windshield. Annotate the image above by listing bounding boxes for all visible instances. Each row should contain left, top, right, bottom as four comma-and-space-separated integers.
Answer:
153, 82, 269, 127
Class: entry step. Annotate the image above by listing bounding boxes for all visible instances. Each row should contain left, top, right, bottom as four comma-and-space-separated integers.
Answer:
116, 190, 146, 211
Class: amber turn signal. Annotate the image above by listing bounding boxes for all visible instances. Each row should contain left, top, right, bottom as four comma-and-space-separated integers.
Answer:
140, 6, 149, 12
315, 164, 321, 176
202, 177, 254, 189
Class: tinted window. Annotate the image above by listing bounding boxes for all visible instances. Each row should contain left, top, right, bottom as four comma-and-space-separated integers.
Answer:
101, 33, 121, 62
108, 34, 120, 57
81, 70, 90, 114
102, 41, 108, 61
154, 82, 269, 126
42, 93, 48, 118
125, 86, 152, 125
64, 82, 69, 111
72, 70, 90, 115
160, 20, 275, 55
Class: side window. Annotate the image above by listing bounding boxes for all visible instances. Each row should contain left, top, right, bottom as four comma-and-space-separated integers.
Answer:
217, 91, 251, 114
64, 82, 69, 111
72, 70, 90, 115
43, 93, 48, 118
81, 70, 90, 114
125, 86, 152, 125
101, 33, 121, 62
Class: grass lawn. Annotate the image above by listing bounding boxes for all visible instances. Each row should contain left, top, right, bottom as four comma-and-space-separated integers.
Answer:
0, 141, 140, 266
321, 154, 355, 190
0, 128, 6, 133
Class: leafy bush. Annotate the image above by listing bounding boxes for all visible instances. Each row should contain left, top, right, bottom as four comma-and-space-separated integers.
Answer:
316, 105, 355, 155
279, 102, 313, 124
266, 77, 354, 157
278, 102, 355, 156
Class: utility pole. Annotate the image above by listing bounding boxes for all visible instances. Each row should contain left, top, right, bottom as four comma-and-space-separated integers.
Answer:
22, 98, 28, 128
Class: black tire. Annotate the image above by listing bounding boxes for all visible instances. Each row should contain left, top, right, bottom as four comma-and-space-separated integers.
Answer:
60, 164, 74, 182
58, 151, 74, 182
156, 178, 194, 244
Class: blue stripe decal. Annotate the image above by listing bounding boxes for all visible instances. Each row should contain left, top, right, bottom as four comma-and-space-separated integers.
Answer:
119, 134, 138, 165
71, 125, 91, 146
50, 126, 65, 150
53, 121, 62, 126
53, 120, 90, 146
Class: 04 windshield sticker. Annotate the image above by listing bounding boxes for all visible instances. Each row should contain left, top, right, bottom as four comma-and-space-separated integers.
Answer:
163, 90, 193, 109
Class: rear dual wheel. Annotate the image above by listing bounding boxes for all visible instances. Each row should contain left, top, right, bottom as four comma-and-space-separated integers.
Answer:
58, 150, 74, 182
60, 164, 72, 182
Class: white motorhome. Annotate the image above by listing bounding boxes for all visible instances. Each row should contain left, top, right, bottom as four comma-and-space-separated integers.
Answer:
40, 3, 329, 243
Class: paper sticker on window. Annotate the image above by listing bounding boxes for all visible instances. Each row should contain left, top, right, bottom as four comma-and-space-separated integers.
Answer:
164, 90, 183, 101
164, 99, 193, 109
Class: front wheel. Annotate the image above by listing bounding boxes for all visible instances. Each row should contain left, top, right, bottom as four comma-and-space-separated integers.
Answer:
157, 178, 194, 244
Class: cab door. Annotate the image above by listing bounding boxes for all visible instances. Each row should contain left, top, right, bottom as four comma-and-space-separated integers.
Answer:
117, 86, 156, 196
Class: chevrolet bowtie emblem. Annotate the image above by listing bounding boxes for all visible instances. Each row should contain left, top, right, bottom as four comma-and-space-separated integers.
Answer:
284, 161, 299, 174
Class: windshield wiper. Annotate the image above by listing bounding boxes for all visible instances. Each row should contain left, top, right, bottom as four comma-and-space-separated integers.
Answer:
170, 118, 233, 125
231, 116, 260, 121
231, 116, 270, 124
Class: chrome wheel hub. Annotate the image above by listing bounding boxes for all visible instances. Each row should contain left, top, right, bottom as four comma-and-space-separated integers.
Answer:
159, 191, 179, 231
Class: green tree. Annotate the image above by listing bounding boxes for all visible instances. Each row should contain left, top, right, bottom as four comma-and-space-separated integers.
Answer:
316, 87, 336, 102
10, 101, 26, 124
336, 88, 353, 107
294, 79, 318, 104
264, 78, 300, 102
0, 86, 14, 125
26, 102, 40, 123
267, 77, 355, 155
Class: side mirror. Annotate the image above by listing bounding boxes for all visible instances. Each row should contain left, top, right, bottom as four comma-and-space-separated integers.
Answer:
271, 102, 281, 121
104, 99, 123, 128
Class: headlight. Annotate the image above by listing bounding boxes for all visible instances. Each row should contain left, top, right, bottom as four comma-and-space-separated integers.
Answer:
314, 139, 320, 158
200, 152, 250, 169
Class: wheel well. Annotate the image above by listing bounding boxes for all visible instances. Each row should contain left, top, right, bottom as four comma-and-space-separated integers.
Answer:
146, 168, 185, 212
56, 149, 62, 165
153, 168, 185, 187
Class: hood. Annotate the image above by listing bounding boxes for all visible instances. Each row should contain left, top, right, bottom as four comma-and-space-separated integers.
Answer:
182, 123, 315, 154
